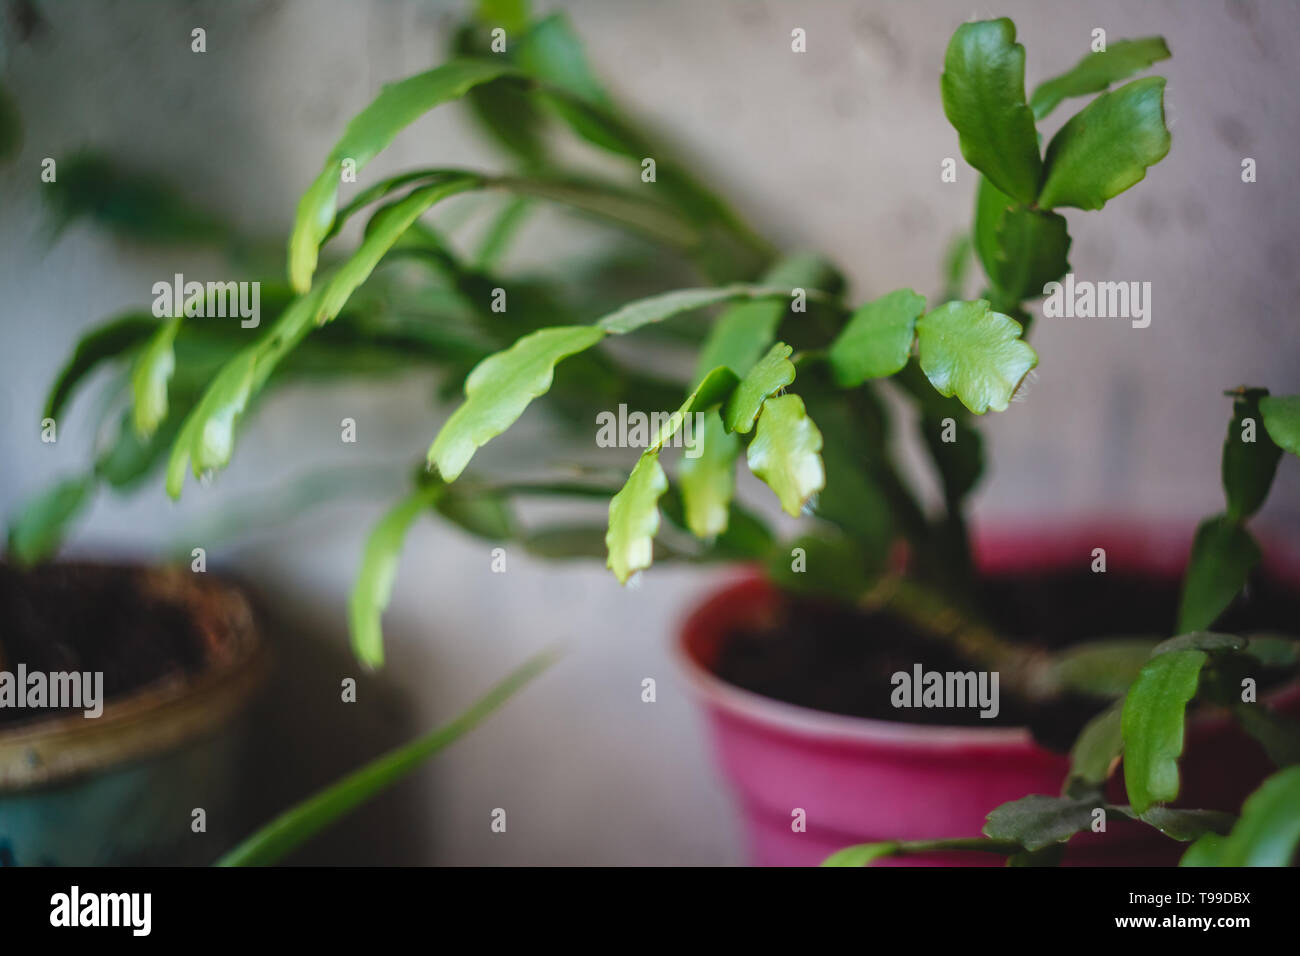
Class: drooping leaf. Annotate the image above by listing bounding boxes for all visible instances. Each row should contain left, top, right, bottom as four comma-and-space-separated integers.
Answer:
1177, 515, 1261, 633
1122, 648, 1208, 814
44, 313, 157, 422
1037, 78, 1171, 211
1259, 394, 1300, 456
723, 342, 795, 434
821, 842, 901, 867
1223, 389, 1283, 519
6, 475, 96, 566
1030, 37, 1171, 119
746, 393, 825, 517
217, 648, 556, 865
595, 284, 792, 336
130, 317, 181, 437
1066, 701, 1124, 797
940, 18, 1042, 203
678, 411, 740, 539
828, 289, 926, 386
318, 175, 482, 324
428, 325, 606, 482
983, 794, 1102, 851
288, 59, 516, 291
605, 452, 668, 584
915, 300, 1037, 414
348, 483, 444, 668
1180, 766, 1300, 867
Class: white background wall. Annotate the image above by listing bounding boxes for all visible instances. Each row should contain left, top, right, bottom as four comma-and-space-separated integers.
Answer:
2, 0, 1298, 864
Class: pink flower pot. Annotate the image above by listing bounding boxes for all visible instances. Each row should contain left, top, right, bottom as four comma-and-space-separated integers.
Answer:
676, 521, 1300, 866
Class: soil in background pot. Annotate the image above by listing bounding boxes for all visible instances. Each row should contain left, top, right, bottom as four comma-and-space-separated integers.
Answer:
713, 568, 1300, 749
0, 562, 231, 727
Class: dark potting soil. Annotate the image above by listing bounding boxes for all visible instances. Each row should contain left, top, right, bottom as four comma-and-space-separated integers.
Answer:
0, 562, 219, 726
713, 569, 1300, 750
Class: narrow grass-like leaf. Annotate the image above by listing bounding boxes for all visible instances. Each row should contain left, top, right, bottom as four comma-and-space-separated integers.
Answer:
828, 289, 926, 386
1259, 394, 1300, 456
427, 325, 606, 482
130, 317, 181, 437
1037, 77, 1170, 211
1177, 515, 1261, 633
723, 342, 795, 434
1030, 37, 1171, 119
940, 18, 1042, 203
348, 483, 444, 667
1180, 766, 1300, 866
746, 393, 825, 516
288, 59, 516, 291
916, 300, 1037, 414
216, 647, 556, 865
1122, 648, 1207, 814
1223, 389, 1283, 519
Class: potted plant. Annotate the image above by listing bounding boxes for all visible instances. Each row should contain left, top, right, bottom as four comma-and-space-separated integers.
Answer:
14, 6, 1298, 866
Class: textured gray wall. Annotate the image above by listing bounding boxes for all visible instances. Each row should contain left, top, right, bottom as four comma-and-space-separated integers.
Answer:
2, 0, 1298, 864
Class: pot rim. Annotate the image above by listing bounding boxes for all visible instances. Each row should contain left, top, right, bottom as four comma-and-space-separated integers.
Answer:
674, 518, 1300, 750
0, 563, 267, 791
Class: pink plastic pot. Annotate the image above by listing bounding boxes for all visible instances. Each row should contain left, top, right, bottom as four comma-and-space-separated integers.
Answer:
676, 521, 1300, 866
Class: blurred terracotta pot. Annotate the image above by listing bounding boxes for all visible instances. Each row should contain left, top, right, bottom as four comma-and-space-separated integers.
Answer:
677, 522, 1300, 866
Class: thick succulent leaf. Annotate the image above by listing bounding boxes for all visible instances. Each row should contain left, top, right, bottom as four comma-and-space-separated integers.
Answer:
696, 254, 841, 377
605, 452, 668, 584
972, 175, 1012, 297
1151, 631, 1246, 656
723, 342, 795, 434
44, 312, 156, 422
1030, 37, 1171, 119
1180, 766, 1300, 867
940, 18, 1042, 203
428, 325, 606, 482
821, 842, 902, 867
1223, 389, 1283, 519
348, 484, 443, 668
746, 393, 825, 517
1122, 648, 1208, 814
1133, 807, 1236, 843
1177, 515, 1261, 633
318, 175, 482, 324
6, 475, 96, 566
678, 411, 740, 539
983, 795, 1101, 851
1066, 702, 1124, 797
915, 300, 1037, 414
1051, 638, 1159, 698
828, 289, 926, 386
217, 648, 555, 865
1037, 78, 1170, 211
130, 317, 181, 437
288, 59, 516, 291
988, 206, 1070, 304
1260, 394, 1300, 456
595, 284, 792, 336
